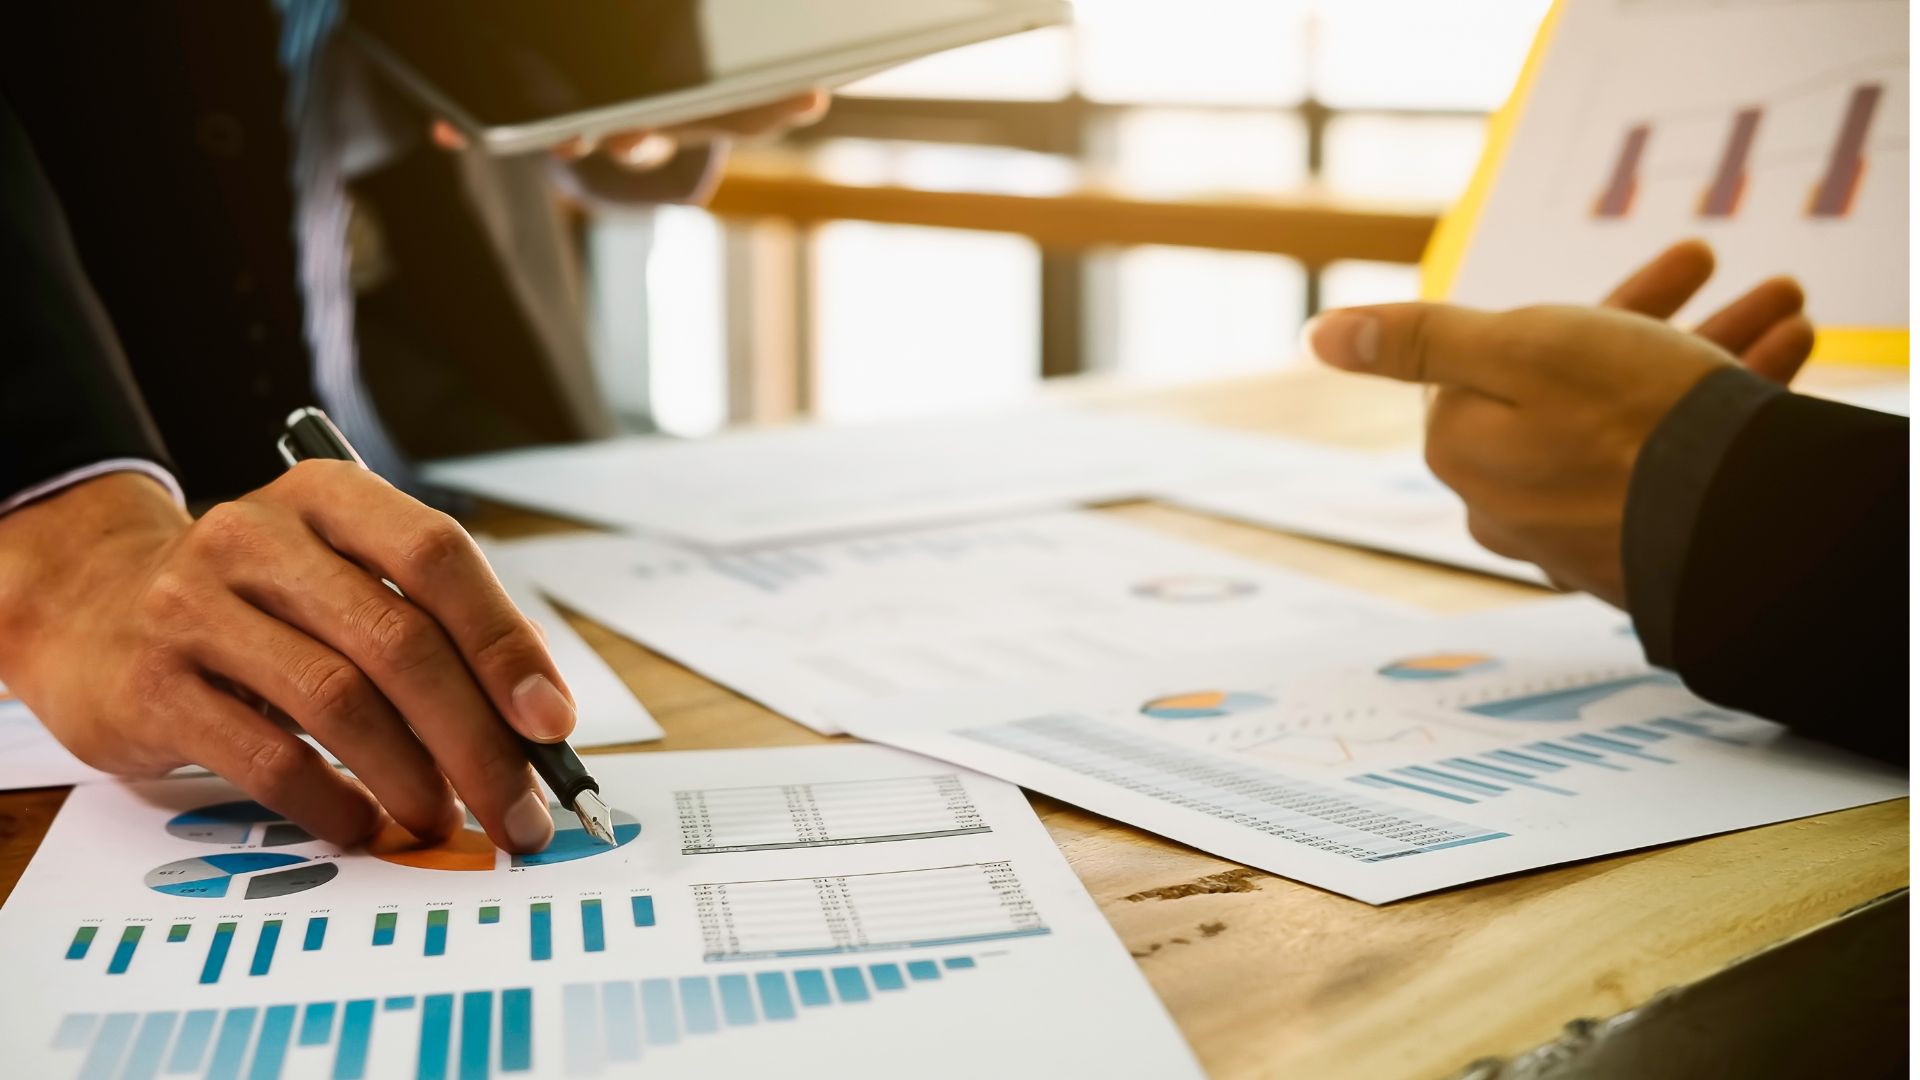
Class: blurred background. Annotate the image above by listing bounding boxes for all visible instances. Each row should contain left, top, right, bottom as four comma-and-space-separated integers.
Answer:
585, 0, 1552, 435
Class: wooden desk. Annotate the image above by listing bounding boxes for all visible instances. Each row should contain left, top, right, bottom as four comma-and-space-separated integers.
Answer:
0, 365, 1906, 1078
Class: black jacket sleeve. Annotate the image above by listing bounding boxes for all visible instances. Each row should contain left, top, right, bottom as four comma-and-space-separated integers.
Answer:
0, 93, 171, 503
1624, 365, 1908, 763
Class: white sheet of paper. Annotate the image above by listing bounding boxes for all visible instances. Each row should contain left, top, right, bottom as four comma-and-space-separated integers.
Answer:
479, 538, 663, 748
1813, 380, 1910, 416
1172, 448, 1552, 585
0, 744, 1200, 1079
501, 512, 1415, 736
423, 405, 1344, 547
1445, 0, 1907, 333
833, 597, 1906, 904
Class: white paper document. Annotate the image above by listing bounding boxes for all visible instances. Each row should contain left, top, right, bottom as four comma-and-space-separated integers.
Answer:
1171, 449, 1552, 585
502, 512, 1414, 735
423, 405, 1342, 547
1446, 0, 1907, 334
0, 744, 1200, 1080
835, 597, 1906, 904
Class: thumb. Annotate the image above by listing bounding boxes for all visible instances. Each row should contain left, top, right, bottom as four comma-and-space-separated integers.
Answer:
1304, 303, 1528, 400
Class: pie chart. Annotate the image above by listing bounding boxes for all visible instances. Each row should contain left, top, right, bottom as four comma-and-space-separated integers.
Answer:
1140, 690, 1275, 720
144, 853, 339, 899
369, 802, 641, 871
166, 801, 314, 847
1377, 653, 1500, 681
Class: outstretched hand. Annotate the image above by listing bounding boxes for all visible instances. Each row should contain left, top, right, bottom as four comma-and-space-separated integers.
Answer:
1304, 240, 1815, 605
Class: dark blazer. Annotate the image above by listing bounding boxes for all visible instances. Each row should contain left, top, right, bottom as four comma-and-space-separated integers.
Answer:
1, 4, 707, 506
1626, 366, 1909, 763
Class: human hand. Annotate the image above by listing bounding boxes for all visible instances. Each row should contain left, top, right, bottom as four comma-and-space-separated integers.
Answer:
431, 89, 832, 169
0, 467, 577, 852
1303, 243, 1815, 605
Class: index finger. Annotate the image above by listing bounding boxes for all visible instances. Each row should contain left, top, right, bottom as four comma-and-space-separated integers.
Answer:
277, 463, 577, 745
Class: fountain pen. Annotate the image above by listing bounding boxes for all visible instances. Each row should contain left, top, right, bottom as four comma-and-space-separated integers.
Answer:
277, 406, 617, 845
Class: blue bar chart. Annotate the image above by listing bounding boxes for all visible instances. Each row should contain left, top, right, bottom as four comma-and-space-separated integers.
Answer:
46, 955, 988, 1080
1350, 713, 1752, 805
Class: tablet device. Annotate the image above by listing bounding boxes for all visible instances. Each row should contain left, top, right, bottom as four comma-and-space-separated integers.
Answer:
349, 0, 1071, 154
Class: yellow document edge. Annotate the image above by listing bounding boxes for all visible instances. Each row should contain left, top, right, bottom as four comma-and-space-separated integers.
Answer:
1420, 1, 1908, 369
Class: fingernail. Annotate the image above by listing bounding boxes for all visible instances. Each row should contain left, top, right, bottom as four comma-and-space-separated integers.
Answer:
513, 674, 575, 742
505, 790, 554, 853
619, 133, 675, 169
1303, 311, 1380, 370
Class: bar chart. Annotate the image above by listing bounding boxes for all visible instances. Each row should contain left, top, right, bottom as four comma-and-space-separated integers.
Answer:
45, 954, 990, 1080
675, 774, 988, 854
1349, 712, 1752, 805
693, 862, 1049, 961
62, 893, 663, 985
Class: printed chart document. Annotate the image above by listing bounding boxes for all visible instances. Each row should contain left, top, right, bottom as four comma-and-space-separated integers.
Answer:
423, 405, 1342, 547
1442, 0, 1906, 348
0, 744, 1200, 1080
1171, 448, 1551, 585
835, 598, 1906, 904
502, 512, 1414, 736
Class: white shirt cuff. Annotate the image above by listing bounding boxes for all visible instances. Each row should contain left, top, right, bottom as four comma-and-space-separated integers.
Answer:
0, 459, 187, 517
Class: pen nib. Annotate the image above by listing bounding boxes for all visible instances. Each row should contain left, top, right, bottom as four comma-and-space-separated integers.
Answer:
574, 790, 617, 846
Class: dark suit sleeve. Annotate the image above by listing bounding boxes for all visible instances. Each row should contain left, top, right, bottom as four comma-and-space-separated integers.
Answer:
1624, 365, 1908, 763
0, 93, 172, 503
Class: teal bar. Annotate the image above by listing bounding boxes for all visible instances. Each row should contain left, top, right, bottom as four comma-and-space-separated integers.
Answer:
754, 972, 796, 1021
906, 960, 941, 981
679, 978, 718, 1034
943, 956, 976, 969
249, 920, 283, 977
371, 912, 397, 947
77, 1012, 135, 1080
204, 1007, 258, 1080
868, 964, 905, 991
458, 992, 492, 1080
717, 975, 756, 1025
562, 983, 602, 1076
167, 923, 191, 944
478, 906, 500, 925
52, 1013, 97, 1050
602, 982, 640, 1063
500, 989, 533, 1073
248, 1005, 296, 1080
166, 1010, 218, 1074
303, 917, 328, 952
792, 969, 830, 1007
640, 978, 679, 1046
425, 910, 449, 957
529, 903, 552, 962
383, 997, 416, 1012
331, 1001, 375, 1080
122, 1011, 178, 1080
629, 896, 655, 927
199, 923, 237, 985
830, 967, 871, 1003
417, 994, 454, 1080
299, 1003, 336, 1047
580, 899, 605, 953
66, 925, 97, 960
108, 925, 145, 974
